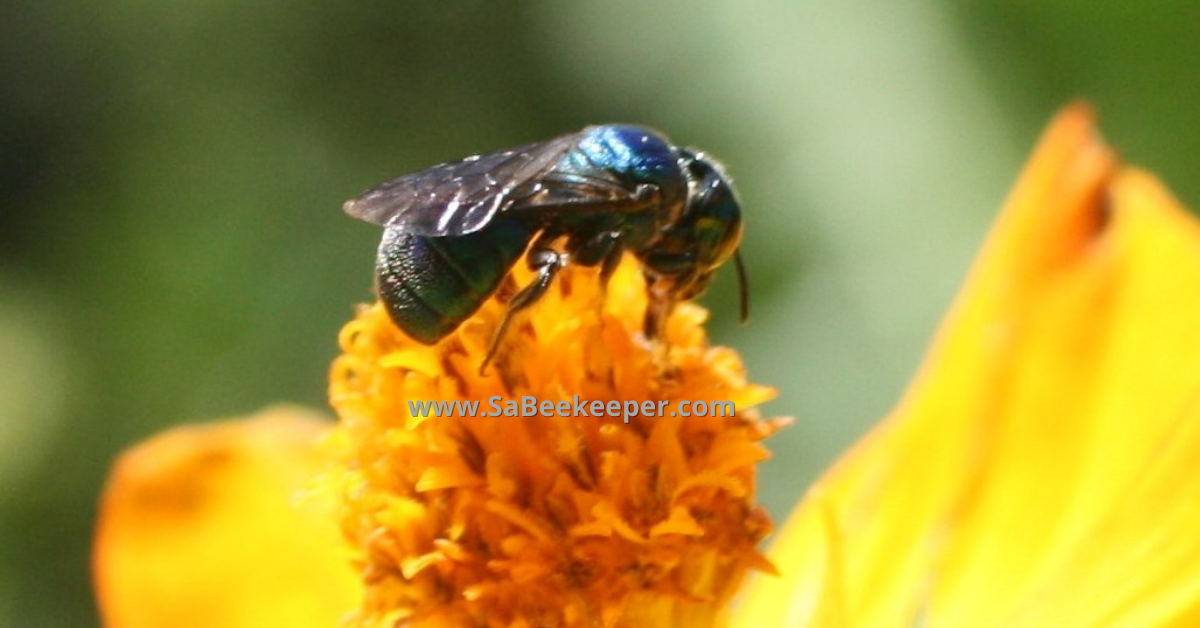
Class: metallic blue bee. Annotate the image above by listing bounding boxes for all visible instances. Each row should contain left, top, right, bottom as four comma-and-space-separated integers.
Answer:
343, 125, 748, 367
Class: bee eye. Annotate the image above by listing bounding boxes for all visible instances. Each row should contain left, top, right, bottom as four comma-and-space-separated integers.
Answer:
645, 251, 695, 275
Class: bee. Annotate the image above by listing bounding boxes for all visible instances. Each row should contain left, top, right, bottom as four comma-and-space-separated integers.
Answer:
343, 124, 748, 368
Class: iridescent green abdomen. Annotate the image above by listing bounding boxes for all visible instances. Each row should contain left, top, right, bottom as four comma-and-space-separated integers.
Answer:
375, 219, 535, 344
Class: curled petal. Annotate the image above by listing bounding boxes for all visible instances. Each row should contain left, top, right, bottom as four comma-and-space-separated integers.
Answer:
735, 105, 1200, 628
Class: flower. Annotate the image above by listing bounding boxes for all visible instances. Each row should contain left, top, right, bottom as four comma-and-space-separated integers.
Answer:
732, 104, 1200, 628
95, 246, 779, 628
94, 105, 1200, 628
327, 253, 779, 628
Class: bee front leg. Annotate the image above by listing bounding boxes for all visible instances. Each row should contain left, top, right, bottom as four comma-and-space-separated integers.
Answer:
482, 247, 564, 375
641, 274, 676, 339
641, 275, 678, 377
643, 295, 674, 340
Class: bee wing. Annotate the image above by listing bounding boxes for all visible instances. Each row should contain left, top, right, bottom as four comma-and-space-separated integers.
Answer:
508, 170, 637, 212
343, 133, 582, 236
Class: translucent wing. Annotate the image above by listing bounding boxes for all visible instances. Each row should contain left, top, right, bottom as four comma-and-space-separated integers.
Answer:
508, 169, 639, 213
344, 132, 586, 236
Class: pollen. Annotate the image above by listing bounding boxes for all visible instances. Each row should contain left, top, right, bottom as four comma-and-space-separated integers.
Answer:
328, 255, 782, 628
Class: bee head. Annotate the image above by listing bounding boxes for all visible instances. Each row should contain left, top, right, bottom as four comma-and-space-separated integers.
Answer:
641, 150, 747, 318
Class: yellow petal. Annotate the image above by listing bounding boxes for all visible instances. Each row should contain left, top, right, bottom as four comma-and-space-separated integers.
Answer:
94, 406, 361, 628
734, 104, 1200, 627
932, 168, 1200, 628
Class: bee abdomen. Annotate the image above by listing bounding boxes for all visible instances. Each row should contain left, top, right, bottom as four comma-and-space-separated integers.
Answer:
375, 220, 534, 344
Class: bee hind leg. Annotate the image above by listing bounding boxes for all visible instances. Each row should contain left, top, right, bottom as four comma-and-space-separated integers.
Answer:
481, 247, 564, 375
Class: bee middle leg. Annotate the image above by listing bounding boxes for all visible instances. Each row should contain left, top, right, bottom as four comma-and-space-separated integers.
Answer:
565, 230, 625, 330
568, 230, 623, 286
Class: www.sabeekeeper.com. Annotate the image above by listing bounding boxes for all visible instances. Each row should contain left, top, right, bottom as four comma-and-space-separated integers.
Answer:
408, 396, 736, 423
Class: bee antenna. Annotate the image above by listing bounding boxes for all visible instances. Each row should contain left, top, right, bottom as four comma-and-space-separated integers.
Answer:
734, 250, 750, 323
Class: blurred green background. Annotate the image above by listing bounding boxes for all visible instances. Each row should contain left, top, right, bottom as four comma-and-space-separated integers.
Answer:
3, 0, 1199, 625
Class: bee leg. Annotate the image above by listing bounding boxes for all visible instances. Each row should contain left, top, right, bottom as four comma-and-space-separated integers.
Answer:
569, 230, 625, 332
594, 242, 628, 338
568, 230, 623, 286
641, 273, 676, 339
598, 238, 624, 289
642, 281, 677, 377
643, 294, 674, 340
481, 247, 564, 375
